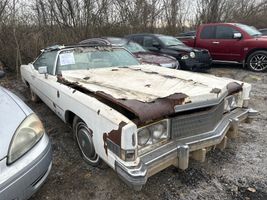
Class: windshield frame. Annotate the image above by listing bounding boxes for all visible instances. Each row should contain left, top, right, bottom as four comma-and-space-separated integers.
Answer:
55, 47, 140, 74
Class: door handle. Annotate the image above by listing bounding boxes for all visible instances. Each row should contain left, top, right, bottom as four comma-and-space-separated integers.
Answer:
212, 41, 220, 44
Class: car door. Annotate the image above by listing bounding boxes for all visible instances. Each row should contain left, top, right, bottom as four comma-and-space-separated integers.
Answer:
196, 25, 217, 58
31, 51, 65, 118
212, 25, 243, 61
142, 36, 161, 53
197, 25, 243, 61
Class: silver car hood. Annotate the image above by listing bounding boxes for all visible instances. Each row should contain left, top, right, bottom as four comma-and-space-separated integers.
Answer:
0, 87, 31, 160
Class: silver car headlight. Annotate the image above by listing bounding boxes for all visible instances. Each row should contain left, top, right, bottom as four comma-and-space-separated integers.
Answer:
189, 52, 196, 58
137, 120, 168, 147
224, 94, 239, 113
8, 113, 45, 164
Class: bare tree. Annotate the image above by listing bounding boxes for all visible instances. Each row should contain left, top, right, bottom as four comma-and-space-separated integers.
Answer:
1, 0, 267, 71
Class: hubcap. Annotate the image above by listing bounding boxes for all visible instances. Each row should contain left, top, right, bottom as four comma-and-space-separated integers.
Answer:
76, 124, 96, 160
250, 54, 267, 71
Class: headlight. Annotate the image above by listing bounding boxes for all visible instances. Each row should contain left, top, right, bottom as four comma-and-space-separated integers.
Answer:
224, 94, 238, 113
137, 120, 168, 147
151, 123, 167, 140
8, 114, 45, 164
181, 55, 189, 60
190, 52, 196, 58
138, 128, 150, 146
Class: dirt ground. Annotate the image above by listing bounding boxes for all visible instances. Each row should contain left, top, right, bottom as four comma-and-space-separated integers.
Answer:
1, 65, 266, 200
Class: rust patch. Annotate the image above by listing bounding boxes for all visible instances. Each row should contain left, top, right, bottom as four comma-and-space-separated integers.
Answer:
131, 68, 141, 71
144, 71, 158, 74
58, 77, 188, 124
83, 76, 90, 80
163, 75, 177, 79
210, 88, 221, 94
227, 82, 243, 95
103, 121, 127, 155
96, 91, 188, 123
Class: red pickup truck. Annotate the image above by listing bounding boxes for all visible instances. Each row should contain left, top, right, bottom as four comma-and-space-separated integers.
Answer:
179, 23, 267, 72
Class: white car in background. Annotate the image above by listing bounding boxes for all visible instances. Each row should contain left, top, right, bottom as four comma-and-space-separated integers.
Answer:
0, 70, 52, 200
20, 44, 257, 190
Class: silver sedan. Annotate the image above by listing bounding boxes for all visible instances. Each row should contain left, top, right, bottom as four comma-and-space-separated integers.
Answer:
0, 71, 52, 200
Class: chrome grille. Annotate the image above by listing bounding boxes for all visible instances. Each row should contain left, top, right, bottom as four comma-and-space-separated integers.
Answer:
171, 101, 224, 139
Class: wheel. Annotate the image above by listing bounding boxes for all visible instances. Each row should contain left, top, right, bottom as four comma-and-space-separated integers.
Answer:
29, 86, 39, 102
73, 116, 101, 166
247, 51, 267, 72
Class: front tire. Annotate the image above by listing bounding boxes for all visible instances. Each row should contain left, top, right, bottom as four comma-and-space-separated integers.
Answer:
73, 116, 101, 166
247, 51, 267, 72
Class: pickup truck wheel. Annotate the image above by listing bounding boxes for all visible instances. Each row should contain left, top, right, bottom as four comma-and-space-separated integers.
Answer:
73, 117, 101, 166
247, 51, 267, 72
30, 87, 39, 102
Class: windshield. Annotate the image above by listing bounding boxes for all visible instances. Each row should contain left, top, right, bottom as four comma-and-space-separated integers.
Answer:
124, 42, 147, 53
56, 48, 139, 74
158, 36, 185, 46
235, 24, 262, 36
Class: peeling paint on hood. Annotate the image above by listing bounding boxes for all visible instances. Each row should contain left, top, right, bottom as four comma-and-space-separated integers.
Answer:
61, 65, 244, 103
60, 65, 247, 123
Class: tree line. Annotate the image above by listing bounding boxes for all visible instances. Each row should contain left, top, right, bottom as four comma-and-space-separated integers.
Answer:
0, 0, 267, 72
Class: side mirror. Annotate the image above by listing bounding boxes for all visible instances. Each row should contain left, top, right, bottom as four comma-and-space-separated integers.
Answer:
38, 66, 48, 74
0, 70, 5, 79
233, 33, 242, 39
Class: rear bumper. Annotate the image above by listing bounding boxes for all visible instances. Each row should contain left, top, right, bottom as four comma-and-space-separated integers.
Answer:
0, 134, 52, 200
115, 108, 257, 190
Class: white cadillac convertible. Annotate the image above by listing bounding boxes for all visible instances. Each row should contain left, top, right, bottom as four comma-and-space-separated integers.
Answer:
21, 44, 257, 190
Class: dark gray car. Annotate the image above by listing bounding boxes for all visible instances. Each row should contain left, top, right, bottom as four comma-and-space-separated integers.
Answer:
0, 71, 52, 200
126, 33, 212, 71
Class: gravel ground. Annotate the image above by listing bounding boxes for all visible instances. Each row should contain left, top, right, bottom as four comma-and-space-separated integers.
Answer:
1, 65, 266, 200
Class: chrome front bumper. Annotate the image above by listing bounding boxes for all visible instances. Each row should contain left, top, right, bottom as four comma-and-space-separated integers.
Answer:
115, 108, 258, 190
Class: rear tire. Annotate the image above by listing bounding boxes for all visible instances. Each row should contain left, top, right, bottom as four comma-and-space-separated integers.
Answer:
247, 51, 267, 72
73, 116, 101, 166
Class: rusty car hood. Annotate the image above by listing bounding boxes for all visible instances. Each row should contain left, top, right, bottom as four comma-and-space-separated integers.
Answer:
60, 65, 245, 123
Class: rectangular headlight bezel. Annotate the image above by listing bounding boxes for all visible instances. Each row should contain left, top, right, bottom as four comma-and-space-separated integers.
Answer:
137, 119, 170, 155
